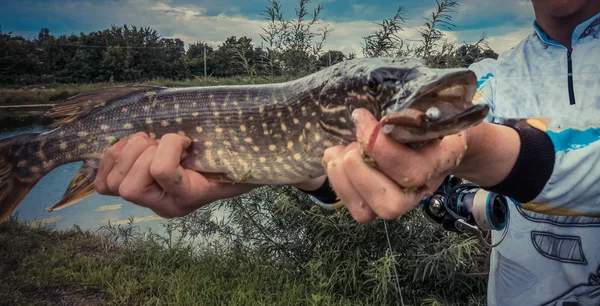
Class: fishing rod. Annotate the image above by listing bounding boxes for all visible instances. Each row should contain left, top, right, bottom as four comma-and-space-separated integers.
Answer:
419, 175, 509, 248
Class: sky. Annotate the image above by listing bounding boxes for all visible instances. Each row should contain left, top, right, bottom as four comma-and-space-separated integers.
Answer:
0, 0, 536, 56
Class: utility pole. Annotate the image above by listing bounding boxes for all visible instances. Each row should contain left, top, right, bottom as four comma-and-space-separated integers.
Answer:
204, 44, 207, 77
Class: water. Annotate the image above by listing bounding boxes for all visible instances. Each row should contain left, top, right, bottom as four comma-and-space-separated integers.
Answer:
0, 125, 227, 236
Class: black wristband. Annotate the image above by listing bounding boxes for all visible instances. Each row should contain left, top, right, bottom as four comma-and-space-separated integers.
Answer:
296, 177, 339, 204
483, 121, 555, 202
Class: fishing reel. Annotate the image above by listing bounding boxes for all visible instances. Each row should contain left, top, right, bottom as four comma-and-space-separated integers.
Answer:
420, 176, 510, 248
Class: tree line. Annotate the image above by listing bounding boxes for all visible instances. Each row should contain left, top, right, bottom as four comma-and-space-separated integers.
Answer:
0, 0, 497, 86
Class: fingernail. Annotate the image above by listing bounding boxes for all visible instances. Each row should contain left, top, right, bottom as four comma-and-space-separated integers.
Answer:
352, 109, 361, 122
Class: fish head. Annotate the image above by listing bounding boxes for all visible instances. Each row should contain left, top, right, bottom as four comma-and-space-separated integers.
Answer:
379, 62, 489, 143
317, 57, 489, 144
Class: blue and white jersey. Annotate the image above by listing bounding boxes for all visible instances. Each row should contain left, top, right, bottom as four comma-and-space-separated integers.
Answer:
470, 12, 600, 306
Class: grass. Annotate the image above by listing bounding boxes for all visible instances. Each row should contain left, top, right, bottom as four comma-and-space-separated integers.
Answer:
0, 76, 291, 106
0, 217, 366, 306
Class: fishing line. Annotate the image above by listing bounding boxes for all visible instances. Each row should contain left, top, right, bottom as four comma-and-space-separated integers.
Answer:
383, 219, 405, 306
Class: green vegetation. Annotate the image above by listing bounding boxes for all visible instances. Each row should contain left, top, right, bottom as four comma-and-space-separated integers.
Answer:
0, 76, 290, 106
1, 186, 489, 306
0, 216, 363, 306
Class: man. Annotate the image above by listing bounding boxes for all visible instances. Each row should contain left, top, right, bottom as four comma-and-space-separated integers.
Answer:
314, 1, 600, 305
94, 0, 600, 304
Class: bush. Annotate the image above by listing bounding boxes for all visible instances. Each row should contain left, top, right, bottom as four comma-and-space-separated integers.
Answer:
167, 186, 490, 305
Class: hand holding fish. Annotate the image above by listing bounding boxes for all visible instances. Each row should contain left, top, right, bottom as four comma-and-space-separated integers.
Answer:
322, 108, 520, 223
93, 132, 257, 218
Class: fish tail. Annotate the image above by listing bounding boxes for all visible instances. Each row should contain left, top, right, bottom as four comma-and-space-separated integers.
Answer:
0, 133, 45, 222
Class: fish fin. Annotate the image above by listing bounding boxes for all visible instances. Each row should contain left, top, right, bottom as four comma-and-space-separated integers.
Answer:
48, 161, 98, 211
46, 85, 166, 128
0, 134, 44, 222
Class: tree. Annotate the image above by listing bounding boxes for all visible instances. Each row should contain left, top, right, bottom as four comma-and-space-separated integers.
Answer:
317, 50, 345, 69
361, 0, 498, 69
260, 0, 333, 77
361, 6, 407, 58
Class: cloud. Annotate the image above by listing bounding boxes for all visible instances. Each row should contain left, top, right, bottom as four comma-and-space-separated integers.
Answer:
484, 26, 533, 53
118, 0, 461, 56
3, 0, 533, 58
149, 2, 206, 19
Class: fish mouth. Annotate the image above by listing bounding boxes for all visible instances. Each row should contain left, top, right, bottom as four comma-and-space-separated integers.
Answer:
380, 68, 489, 143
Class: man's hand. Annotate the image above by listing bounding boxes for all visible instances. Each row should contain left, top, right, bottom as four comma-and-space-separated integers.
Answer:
321, 109, 470, 223
94, 132, 257, 218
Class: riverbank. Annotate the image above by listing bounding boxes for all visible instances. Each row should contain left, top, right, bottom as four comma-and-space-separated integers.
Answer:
0, 76, 289, 106
0, 217, 362, 306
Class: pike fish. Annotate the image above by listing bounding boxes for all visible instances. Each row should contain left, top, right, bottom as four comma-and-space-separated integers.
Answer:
0, 57, 488, 222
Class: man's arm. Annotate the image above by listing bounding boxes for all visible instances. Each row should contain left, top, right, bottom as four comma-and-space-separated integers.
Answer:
462, 58, 600, 217
461, 119, 600, 217
303, 110, 600, 221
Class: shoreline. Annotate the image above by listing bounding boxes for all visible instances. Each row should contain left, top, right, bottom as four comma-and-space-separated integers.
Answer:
0, 107, 54, 128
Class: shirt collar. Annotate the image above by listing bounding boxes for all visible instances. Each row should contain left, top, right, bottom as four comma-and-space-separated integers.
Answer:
533, 10, 600, 48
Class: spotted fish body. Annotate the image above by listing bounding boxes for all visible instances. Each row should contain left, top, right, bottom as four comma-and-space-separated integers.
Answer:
16, 82, 340, 185
0, 57, 489, 221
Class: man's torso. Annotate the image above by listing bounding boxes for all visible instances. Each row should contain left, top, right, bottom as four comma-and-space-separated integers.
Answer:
469, 15, 600, 306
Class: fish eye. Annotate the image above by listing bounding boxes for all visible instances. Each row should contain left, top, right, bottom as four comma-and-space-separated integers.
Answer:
367, 79, 377, 89
366, 76, 380, 95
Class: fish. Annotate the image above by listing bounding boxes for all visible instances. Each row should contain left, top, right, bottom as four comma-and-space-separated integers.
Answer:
0, 57, 488, 222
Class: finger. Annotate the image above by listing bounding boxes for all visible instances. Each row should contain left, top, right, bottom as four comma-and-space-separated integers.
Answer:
117, 143, 212, 218
414, 135, 468, 177
106, 132, 157, 194
341, 145, 426, 220
118, 145, 164, 208
149, 133, 193, 194
153, 173, 258, 218
322, 145, 346, 165
95, 136, 130, 196
324, 145, 376, 223
353, 108, 467, 188
358, 130, 429, 188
